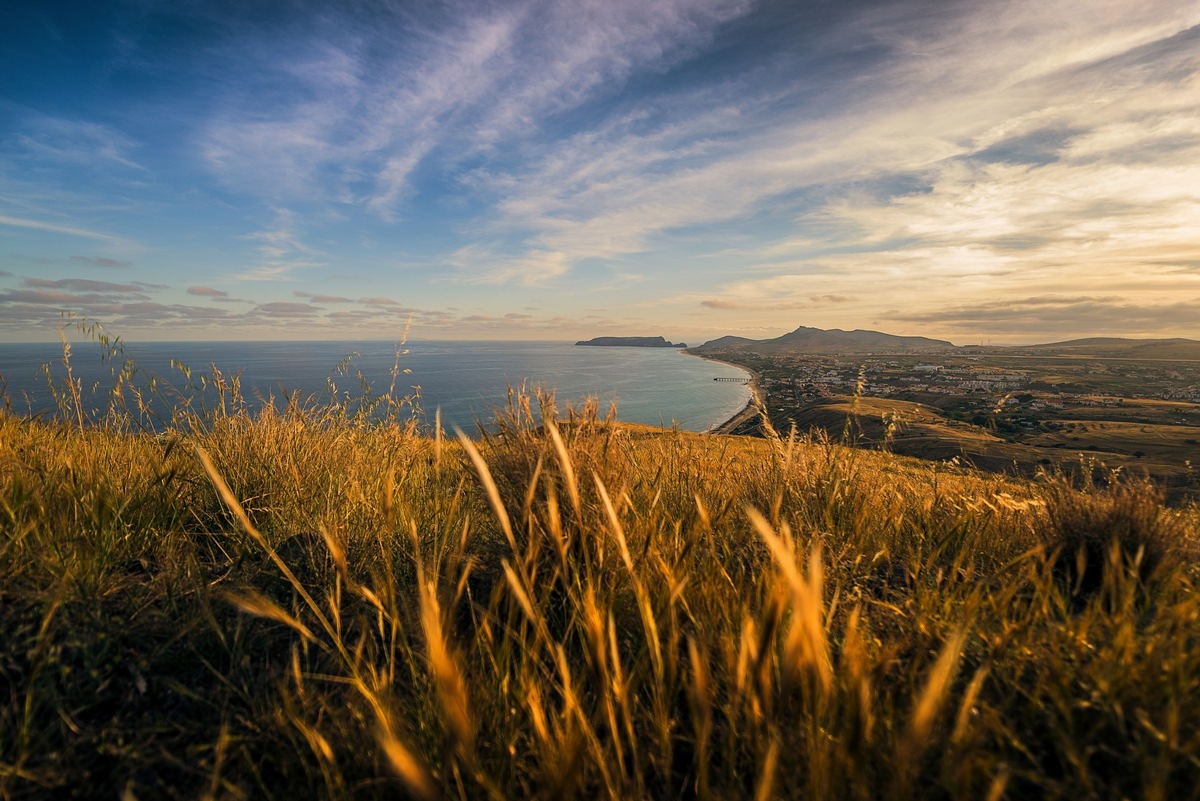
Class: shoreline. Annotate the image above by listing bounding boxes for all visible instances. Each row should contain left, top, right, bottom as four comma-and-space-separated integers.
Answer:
681, 349, 762, 434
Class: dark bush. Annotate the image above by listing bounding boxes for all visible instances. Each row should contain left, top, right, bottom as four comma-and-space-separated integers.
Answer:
1039, 474, 1186, 597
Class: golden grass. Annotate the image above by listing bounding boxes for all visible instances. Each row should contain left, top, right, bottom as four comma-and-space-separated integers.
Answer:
1, 378, 1199, 799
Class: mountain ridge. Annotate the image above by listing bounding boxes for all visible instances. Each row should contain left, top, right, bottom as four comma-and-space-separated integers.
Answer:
695, 325, 1200, 358
695, 325, 953, 354
1013, 337, 1200, 359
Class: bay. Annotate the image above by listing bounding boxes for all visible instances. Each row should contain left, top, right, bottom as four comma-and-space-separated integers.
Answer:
0, 340, 751, 433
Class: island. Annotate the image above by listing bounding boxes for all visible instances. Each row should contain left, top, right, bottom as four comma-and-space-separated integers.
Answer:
576, 336, 687, 348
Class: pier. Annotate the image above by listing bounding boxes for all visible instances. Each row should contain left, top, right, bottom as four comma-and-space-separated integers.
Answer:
713, 377, 752, 383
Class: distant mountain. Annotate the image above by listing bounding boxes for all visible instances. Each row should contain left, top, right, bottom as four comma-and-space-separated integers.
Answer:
694, 326, 1200, 359
696, 335, 758, 349
576, 336, 687, 348
695, 325, 954, 354
1016, 337, 1200, 360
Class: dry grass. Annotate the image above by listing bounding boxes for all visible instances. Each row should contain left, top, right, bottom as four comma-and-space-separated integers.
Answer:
1, 365, 1199, 799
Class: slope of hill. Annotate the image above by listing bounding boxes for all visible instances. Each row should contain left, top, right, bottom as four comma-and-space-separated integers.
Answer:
1017, 337, 1200, 360
696, 334, 758, 349
697, 326, 1200, 359
696, 325, 954, 354
719, 395, 1053, 473
3, 401, 1200, 799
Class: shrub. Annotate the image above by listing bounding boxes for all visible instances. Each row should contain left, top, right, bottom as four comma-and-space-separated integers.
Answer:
1038, 472, 1187, 596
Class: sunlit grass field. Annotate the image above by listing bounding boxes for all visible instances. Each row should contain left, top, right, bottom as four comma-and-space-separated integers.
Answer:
2, 352, 1199, 799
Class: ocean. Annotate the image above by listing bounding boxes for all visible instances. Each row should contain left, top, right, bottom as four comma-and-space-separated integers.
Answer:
0, 339, 752, 433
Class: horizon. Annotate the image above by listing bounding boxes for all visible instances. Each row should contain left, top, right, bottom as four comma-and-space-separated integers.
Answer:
4, 324, 1198, 350
2, 1, 1199, 344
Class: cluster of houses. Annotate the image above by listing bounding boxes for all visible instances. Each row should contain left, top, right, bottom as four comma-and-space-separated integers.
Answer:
728, 352, 1200, 407
747, 356, 1037, 400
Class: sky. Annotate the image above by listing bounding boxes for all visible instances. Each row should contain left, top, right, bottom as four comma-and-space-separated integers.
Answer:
1, 0, 1198, 344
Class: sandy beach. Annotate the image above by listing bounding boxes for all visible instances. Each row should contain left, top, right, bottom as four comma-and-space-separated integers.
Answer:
681, 349, 762, 434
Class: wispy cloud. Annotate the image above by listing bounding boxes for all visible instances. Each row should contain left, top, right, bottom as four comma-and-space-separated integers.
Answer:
895, 294, 1200, 339
9, 116, 144, 171
594, 2, 1200, 339
0, 214, 124, 243
445, 243, 570, 285
252, 301, 322, 318
237, 208, 325, 280
0, 267, 608, 340
25, 278, 149, 293
700, 298, 807, 312
197, 0, 752, 223
294, 291, 353, 303
5, 0, 1198, 340
504, 9, 1196, 273
71, 255, 132, 269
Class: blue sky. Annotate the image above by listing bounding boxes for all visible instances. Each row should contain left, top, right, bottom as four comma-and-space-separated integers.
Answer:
1, 0, 1198, 343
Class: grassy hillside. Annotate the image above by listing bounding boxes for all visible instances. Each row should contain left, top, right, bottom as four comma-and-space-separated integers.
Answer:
742, 395, 1042, 471
1017, 338, 1200, 360
2, 392, 1199, 800
732, 395, 1200, 494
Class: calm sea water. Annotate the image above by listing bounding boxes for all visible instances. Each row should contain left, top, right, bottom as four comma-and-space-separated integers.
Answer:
0, 340, 751, 433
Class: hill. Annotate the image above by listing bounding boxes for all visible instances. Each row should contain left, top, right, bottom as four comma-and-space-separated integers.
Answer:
725, 395, 1044, 472
576, 335, 686, 347
1016, 337, 1200, 360
697, 326, 1200, 360
2, 391, 1199, 798
696, 325, 954, 354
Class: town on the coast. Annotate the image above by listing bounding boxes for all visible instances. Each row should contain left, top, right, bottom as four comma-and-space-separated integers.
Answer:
690, 326, 1200, 501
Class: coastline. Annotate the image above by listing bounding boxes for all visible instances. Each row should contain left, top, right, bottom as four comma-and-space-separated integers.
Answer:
681, 349, 762, 434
